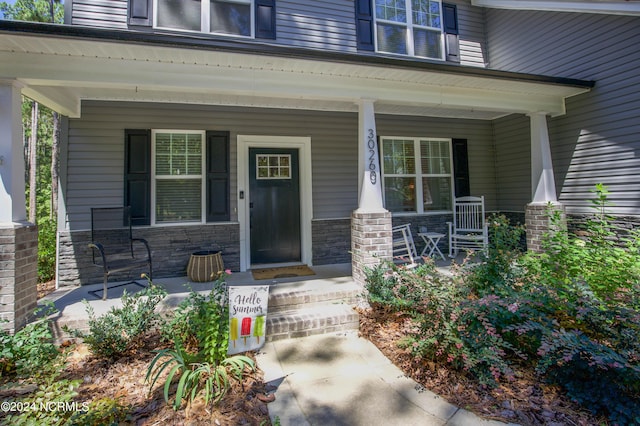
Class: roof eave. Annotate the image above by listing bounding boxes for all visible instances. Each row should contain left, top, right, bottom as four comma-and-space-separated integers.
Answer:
0, 20, 595, 90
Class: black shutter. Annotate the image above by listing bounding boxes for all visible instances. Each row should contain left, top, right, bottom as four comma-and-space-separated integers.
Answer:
128, 0, 153, 27
452, 138, 470, 198
124, 129, 151, 226
443, 3, 460, 63
206, 131, 230, 222
256, 0, 276, 39
355, 0, 374, 51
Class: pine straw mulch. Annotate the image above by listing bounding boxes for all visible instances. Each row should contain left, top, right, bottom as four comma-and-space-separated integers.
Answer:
60, 332, 273, 425
357, 306, 607, 426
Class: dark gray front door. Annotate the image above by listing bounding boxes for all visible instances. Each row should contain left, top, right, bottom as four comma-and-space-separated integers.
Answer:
249, 148, 301, 264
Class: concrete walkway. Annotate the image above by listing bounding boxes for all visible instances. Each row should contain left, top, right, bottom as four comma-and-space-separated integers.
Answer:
257, 331, 513, 426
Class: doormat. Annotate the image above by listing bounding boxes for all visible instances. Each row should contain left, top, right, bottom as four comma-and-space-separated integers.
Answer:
251, 265, 315, 280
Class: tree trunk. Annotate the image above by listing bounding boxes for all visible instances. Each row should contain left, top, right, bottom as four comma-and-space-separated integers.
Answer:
51, 111, 60, 218
29, 101, 39, 223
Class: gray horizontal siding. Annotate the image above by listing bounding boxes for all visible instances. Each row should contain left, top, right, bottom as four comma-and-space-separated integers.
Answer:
276, 0, 357, 52
376, 114, 497, 211
493, 114, 530, 212
64, 101, 499, 231
70, 0, 128, 29
67, 0, 486, 64
64, 101, 360, 230
486, 10, 640, 215
454, 0, 488, 67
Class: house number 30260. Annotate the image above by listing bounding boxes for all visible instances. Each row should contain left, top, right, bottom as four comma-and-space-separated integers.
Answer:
367, 129, 377, 184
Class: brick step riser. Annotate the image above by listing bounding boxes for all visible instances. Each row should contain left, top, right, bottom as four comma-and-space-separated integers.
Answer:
265, 310, 359, 342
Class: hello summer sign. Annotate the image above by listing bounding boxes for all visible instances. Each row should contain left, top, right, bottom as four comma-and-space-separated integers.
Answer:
227, 285, 270, 355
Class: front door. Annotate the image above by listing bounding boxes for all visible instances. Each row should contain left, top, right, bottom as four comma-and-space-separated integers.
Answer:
249, 148, 301, 264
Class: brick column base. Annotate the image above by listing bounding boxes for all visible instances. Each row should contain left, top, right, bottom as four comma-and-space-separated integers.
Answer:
351, 210, 392, 286
525, 202, 565, 253
0, 222, 38, 333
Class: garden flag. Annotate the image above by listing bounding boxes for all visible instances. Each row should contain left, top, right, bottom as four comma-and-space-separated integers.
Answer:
228, 285, 270, 354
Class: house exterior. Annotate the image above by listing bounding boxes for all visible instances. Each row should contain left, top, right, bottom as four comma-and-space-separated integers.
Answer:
1, 1, 639, 330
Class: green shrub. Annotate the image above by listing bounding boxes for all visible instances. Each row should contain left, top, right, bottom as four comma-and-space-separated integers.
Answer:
468, 214, 526, 297
364, 186, 640, 422
0, 302, 60, 378
68, 283, 166, 359
150, 280, 255, 410
36, 217, 57, 283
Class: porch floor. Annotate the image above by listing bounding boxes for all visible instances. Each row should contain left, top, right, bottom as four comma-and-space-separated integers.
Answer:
40, 255, 466, 338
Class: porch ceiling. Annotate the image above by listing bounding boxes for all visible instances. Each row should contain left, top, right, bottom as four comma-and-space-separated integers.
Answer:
0, 24, 592, 120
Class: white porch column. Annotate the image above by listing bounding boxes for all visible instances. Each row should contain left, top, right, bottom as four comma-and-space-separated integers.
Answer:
529, 112, 557, 203
526, 112, 564, 252
357, 99, 385, 211
0, 81, 27, 223
352, 99, 391, 286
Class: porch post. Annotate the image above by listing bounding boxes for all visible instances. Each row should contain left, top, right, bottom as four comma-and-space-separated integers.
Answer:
526, 112, 564, 252
0, 81, 38, 333
351, 99, 392, 286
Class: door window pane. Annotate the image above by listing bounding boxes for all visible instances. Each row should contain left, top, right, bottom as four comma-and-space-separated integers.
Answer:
256, 154, 291, 179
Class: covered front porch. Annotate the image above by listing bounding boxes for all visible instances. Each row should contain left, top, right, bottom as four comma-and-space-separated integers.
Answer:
0, 20, 592, 332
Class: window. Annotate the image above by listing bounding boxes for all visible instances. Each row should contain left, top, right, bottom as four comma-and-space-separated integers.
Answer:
381, 137, 453, 213
153, 130, 205, 224
155, 0, 252, 37
256, 154, 291, 179
374, 0, 444, 59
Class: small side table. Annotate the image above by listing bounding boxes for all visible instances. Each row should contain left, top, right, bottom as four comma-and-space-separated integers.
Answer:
418, 232, 446, 261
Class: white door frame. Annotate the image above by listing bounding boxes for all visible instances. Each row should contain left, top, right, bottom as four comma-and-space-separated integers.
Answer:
237, 135, 313, 271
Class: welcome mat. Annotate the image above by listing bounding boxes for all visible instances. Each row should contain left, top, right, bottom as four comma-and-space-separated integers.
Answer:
251, 265, 315, 280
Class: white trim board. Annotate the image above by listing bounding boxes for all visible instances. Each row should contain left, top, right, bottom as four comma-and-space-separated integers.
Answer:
237, 135, 313, 271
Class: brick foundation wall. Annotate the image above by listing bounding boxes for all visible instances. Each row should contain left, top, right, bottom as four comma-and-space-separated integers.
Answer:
351, 211, 392, 286
525, 202, 565, 253
312, 218, 352, 265
0, 222, 38, 333
57, 223, 240, 287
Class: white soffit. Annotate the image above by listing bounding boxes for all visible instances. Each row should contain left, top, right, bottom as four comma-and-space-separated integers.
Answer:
471, 0, 640, 16
0, 33, 590, 119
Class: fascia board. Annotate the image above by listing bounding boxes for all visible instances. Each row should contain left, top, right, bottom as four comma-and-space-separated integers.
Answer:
471, 0, 640, 16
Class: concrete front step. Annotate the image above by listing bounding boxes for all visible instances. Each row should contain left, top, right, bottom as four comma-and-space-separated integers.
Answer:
264, 280, 361, 341
267, 280, 361, 313
266, 303, 360, 342
48, 276, 362, 343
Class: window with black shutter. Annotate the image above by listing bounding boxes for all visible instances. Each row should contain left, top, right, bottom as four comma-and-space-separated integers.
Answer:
356, 1, 459, 62
128, 0, 276, 39
124, 129, 230, 225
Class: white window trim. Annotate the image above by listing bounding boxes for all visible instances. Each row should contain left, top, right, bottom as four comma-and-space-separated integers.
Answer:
151, 129, 206, 225
153, 0, 255, 39
374, 0, 445, 60
380, 136, 454, 215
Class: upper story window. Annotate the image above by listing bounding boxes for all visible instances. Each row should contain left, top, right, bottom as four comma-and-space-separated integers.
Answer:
155, 0, 253, 37
374, 0, 444, 60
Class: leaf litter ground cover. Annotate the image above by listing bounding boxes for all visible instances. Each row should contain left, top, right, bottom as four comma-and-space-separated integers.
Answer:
358, 306, 605, 426
1, 329, 273, 425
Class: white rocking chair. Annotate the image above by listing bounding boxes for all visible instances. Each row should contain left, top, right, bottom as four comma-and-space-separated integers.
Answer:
447, 196, 488, 257
392, 224, 419, 265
